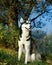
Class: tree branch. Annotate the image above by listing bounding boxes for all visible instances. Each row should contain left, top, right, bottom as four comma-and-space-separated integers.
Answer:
30, 9, 52, 29
30, 9, 52, 22
30, 11, 45, 22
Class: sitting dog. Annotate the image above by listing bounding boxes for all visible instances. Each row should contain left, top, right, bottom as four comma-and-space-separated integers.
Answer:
18, 18, 41, 64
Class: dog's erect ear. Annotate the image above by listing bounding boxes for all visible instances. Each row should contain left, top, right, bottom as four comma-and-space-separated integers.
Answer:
20, 17, 24, 23
26, 20, 29, 23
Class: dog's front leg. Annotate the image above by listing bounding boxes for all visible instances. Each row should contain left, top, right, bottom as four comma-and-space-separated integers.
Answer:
18, 44, 23, 61
25, 45, 30, 64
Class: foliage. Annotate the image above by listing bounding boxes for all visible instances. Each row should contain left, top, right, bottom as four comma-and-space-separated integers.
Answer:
44, 34, 52, 54
0, 23, 5, 41
46, 0, 52, 4
46, 54, 52, 60
32, 30, 52, 54
0, 0, 52, 25
0, 23, 19, 49
0, 50, 18, 65
5, 27, 19, 49
0, 50, 50, 65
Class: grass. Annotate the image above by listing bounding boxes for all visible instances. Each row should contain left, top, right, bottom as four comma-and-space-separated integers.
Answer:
18, 60, 50, 65
0, 50, 18, 65
0, 47, 51, 65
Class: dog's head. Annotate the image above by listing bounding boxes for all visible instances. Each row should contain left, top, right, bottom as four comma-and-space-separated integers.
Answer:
20, 18, 31, 31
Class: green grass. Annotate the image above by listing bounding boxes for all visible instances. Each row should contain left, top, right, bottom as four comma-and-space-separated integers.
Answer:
0, 49, 51, 65
18, 61, 50, 65
0, 50, 18, 65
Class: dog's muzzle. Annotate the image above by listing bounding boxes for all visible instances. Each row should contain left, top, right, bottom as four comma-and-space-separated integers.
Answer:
25, 27, 31, 31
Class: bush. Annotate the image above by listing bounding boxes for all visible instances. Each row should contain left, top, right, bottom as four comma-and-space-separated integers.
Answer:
0, 23, 19, 49
4, 29, 19, 49
46, 54, 52, 60
0, 23, 5, 41
0, 50, 18, 65
32, 30, 52, 54
43, 34, 52, 54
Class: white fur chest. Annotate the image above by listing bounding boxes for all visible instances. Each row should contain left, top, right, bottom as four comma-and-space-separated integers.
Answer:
21, 24, 30, 41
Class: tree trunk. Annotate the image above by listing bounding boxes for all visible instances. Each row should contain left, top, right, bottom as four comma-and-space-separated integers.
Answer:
7, 6, 18, 30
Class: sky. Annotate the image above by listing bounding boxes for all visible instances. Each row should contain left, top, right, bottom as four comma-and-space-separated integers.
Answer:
29, 5, 52, 35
